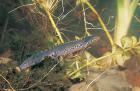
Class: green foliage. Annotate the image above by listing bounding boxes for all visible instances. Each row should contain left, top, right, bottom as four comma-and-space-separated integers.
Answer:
121, 36, 137, 49
67, 36, 140, 77
114, 0, 139, 46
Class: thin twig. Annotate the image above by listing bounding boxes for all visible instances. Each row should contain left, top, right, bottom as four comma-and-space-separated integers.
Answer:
46, 10, 64, 43
85, 1, 114, 46
19, 62, 59, 91
0, 74, 16, 91
81, 2, 90, 75
134, 16, 140, 24
0, 16, 9, 43
57, 0, 65, 19
57, 6, 76, 24
38, 0, 64, 43
8, 3, 35, 14
86, 28, 103, 30
82, 1, 90, 36
86, 21, 96, 28
68, 53, 114, 77
85, 69, 109, 91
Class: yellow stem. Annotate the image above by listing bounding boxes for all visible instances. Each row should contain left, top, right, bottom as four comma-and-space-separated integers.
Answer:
81, 2, 90, 36
46, 10, 64, 43
114, 0, 139, 46
68, 53, 113, 77
85, 1, 114, 46
38, 0, 64, 43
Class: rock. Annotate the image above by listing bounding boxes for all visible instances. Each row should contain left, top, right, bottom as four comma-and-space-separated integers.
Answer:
132, 87, 140, 91
124, 55, 140, 87
69, 69, 132, 91
0, 57, 11, 64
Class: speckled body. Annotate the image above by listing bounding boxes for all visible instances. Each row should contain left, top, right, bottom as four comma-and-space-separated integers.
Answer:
20, 36, 100, 69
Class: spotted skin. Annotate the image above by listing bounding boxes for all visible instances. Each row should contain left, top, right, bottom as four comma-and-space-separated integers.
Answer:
20, 36, 100, 69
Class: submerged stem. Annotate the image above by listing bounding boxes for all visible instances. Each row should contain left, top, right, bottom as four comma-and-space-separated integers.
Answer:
85, 1, 114, 47
38, 0, 64, 43
68, 53, 113, 77
46, 10, 64, 43
0, 74, 16, 91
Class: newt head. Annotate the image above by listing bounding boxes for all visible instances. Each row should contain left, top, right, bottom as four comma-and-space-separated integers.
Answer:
84, 36, 100, 46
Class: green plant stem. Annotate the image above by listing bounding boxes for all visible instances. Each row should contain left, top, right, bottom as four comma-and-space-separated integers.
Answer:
46, 10, 64, 43
85, 1, 114, 46
68, 53, 114, 77
38, 0, 64, 43
114, 0, 139, 46
81, 2, 90, 36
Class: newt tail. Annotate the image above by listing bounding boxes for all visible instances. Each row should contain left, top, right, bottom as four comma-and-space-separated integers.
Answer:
20, 51, 50, 69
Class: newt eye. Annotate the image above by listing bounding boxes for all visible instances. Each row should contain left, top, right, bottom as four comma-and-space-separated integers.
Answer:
50, 53, 56, 58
